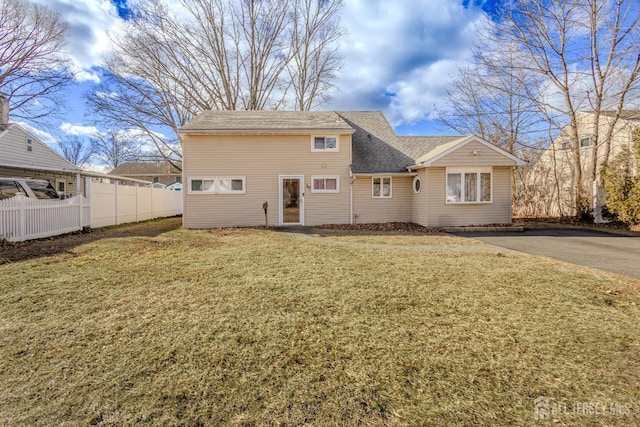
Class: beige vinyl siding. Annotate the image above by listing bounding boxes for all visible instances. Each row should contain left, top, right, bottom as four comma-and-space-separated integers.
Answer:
430, 140, 517, 167
182, 134, 352, 228
352, 175, 412, 224
426, 166, 512, 226
411, 169, 428, 227
0, 126, 78, 171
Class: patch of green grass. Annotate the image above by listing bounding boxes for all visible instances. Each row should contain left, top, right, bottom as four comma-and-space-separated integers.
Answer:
1, 218, 639, 426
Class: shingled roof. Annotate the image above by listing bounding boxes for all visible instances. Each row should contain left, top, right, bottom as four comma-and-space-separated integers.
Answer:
180, 110, 469, 173
337, 111, 462, 173
110, 161, 182, 177
180, 110, 354, 133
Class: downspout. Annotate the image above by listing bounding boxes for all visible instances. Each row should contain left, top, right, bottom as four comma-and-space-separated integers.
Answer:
349, 167, 354, 225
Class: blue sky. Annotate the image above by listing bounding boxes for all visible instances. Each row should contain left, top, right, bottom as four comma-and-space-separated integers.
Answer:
21, 0, 499, 156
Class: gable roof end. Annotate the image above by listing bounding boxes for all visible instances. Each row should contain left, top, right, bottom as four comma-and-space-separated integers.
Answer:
415, 135, 528, 167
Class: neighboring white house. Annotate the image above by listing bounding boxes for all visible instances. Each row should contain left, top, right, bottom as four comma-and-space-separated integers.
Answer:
0, 96, 84, 198
532, 111, 639, 217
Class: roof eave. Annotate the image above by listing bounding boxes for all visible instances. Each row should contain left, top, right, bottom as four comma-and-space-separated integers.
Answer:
179, 128, 356, 135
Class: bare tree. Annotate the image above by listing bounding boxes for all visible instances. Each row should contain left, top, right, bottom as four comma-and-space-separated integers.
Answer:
288, 0, 344, 111
93, 131, 142, 170
497, 0, 640, 216
442, 0, 640, 217
57, 135, 94, 167
87, 0, 343, 166
0, 0, 73, 124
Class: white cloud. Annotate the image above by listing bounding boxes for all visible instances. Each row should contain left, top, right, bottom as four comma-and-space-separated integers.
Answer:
15, 121, 57, 144
329, 0, 489, 127
60, 122, 101, 138
31, 0, 123, 82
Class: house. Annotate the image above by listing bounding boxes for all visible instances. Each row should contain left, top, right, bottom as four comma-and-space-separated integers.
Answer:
532, 111, 639, 217
179, 110, 526, 228
0, 96, 84, 198
109, 161, 182, 185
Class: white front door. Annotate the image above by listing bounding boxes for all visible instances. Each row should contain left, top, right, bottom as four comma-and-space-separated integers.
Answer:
279, 175, 304, 225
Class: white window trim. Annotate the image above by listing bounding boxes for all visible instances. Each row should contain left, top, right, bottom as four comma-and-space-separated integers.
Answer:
217, 177, 246, 194
413, 176, 422, 194
311, 135, 340, 152
445, 167, 492, 204
188, 176, 245, 194
372, 176, 392, 198
579, 135, 594, 149
310, 176, 340, 193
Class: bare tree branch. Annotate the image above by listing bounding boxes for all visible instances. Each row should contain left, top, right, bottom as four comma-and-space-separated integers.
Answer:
0, 0, 73, 126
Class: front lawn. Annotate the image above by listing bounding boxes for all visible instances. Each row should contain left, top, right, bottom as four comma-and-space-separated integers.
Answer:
1, 218, 639, 426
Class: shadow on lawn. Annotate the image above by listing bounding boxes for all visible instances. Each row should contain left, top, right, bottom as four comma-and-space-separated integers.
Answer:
0, 217, 182, 264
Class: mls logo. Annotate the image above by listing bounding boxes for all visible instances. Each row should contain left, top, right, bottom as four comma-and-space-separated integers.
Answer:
534, 396, 550, 420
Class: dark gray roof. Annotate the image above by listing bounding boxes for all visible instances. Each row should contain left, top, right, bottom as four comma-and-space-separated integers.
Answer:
337, 111, 462, 173
181, 110, 354, 133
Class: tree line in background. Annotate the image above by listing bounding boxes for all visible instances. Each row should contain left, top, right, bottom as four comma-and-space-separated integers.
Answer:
441, 0, 640, 223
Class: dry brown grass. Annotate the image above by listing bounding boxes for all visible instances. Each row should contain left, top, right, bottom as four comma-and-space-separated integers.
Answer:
1, 218, 639, 426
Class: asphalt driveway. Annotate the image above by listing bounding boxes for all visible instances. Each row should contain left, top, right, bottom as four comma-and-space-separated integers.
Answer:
453, 228, 640, 280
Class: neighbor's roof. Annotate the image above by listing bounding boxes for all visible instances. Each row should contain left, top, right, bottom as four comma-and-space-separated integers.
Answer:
109, 161, 182, 176
599, 110, 640, 121
180, 110, 355, 133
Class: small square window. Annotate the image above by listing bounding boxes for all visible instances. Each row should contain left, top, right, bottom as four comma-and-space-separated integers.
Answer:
311, 136, 339, 152
579, 136, 593, 148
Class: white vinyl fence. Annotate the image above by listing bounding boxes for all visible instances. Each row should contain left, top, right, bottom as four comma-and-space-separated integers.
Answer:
0, 180, 182, 242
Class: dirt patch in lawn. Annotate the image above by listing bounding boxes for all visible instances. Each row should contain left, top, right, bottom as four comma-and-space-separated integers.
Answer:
1, 218, 639, 426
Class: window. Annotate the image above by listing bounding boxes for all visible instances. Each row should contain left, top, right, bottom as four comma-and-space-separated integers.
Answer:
446, 169, 491, 203
579, 136, 593, 148
190, 178, 216, 193
188, 177, 245, 194
218, 178, 245, 193
0, 180, 23, 200
311, 136, 339, 152
311, 176, 339, 193
413, 176, 421, 193
372, 177, 392, 198
26, 138, 32, 152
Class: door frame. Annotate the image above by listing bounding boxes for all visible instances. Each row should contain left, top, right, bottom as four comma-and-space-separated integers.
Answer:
278, 175, 304, 226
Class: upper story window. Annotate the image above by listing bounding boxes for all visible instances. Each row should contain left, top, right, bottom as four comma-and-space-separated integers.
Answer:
579, 136, 593, 148
372, 176, 392, 198
26, 138, 32, 152
446, 168, 492, 204
311, 136, 339, 152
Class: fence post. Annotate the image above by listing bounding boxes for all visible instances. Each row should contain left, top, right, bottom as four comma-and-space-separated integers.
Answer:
76, 173, 82, 230
135, 184, 139, 222
16, 193, 26, 242
115, 180, 119, 225
85, 177, 92, 227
